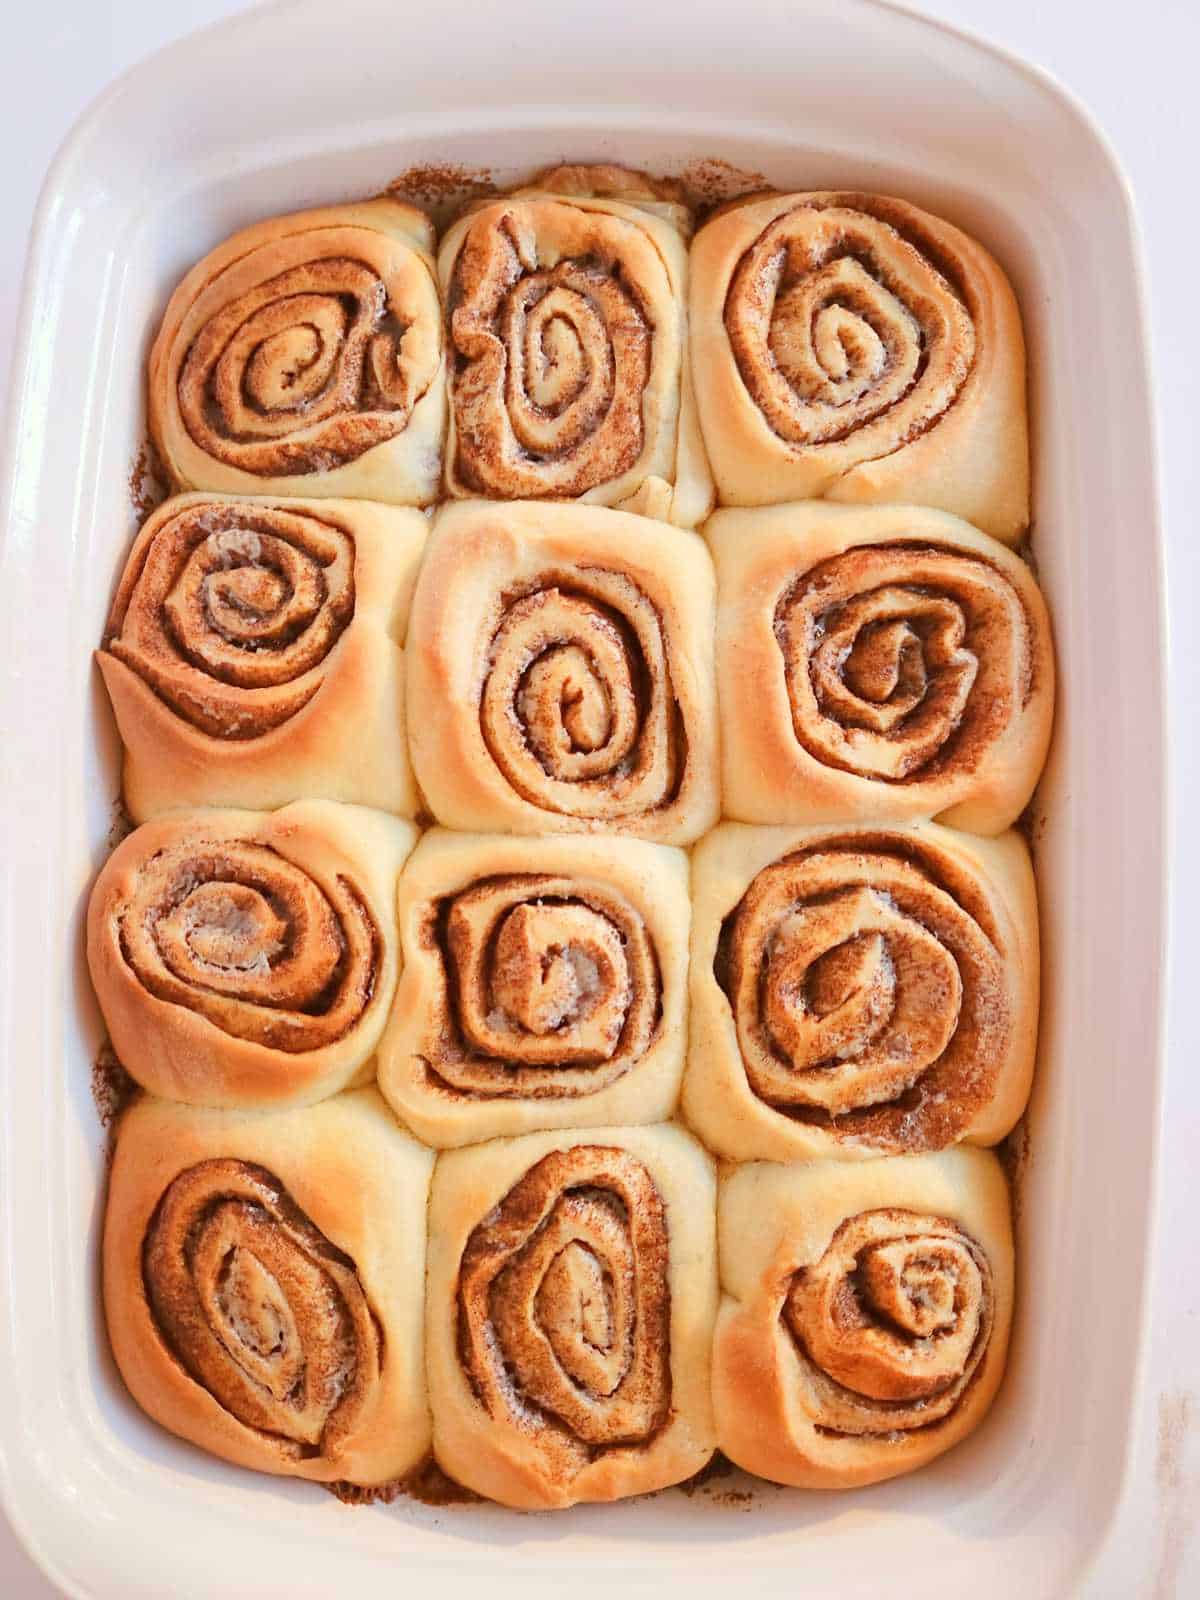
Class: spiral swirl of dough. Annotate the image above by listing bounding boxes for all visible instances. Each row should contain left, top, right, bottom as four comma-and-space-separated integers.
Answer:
725, 197, 974, 462
446, 200, 681, 498
105, 500, 355, 738
116, 836, 379, 1052
784, 1208, 993, 1435
423, 873, 660, 1098
143, 1159, 380, 1456
776, 542, 1038, 784
480, 569, 683, 822
161, 217, 442, 480
717, 834, 1010, 1148
723, 195, 979, 457
457, 1146, 671, 1473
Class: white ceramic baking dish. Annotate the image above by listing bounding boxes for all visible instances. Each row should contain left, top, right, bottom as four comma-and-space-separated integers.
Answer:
0, 0, 1166, 1594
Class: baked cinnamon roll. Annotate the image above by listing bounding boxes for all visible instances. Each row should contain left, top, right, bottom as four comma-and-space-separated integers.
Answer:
713, 1147, 1013, 1487
377, 830, 689, 1145
711, 503, 1054, 833
406, 500, 719, 844
440, 165, 712, 526
149, 200, 445, 504
426, 1125, 716, 1507
690, 192, 1028, 542
683, 821, 1038, 1162
103, 1089, 432, 1486
98, 494, 426, 821
86, 801, 414, 1107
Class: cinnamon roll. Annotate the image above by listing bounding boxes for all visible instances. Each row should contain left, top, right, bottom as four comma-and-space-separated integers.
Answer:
406, 500, 719, 844
713, 1147, 1013, 1488
103, 1089, 433, 1485
712, 503, 1054, 833
690, 192, 1028, 543
98, 494, 427, 822
426, 1125, 717, 1508
683, 821, 1038, 1162
149, 200, 445, 504
440, 165, 713, 527
86, 801, 414, 1107
377, 830, 689, 1146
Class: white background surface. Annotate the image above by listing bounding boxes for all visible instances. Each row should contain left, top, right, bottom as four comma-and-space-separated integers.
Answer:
1, 2, 1196, 1593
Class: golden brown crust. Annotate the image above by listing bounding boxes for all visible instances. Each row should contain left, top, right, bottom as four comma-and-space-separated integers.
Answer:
690, 192, 1028, 542
682, 821, 1038, 1162
86, 800, 416, 1108
710, 503, 1054, 833
377, 829, 690, 1145
149, 200, 446, 504
713, 1148, 1013, 1487
523, 164, 690, 210
103, 1089, 433, 1485
426, 1124, 716, 1508
406, 501, 719, 844
439, 171, 712, 527
97, 494, 427, 822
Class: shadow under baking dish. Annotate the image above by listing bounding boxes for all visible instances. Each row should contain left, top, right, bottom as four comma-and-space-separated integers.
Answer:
0, 0, 1165, 1596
